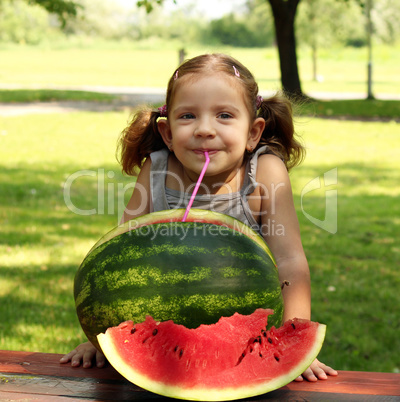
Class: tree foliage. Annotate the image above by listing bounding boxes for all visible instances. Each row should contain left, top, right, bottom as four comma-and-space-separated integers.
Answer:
0, 0, 51, 44
28, 0, 82, 26
207, 12, 274, 47
137, 0, 175, 13
0, 0, 82, 43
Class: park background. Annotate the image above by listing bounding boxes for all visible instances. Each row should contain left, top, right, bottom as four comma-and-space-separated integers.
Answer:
0, 0, 399, 374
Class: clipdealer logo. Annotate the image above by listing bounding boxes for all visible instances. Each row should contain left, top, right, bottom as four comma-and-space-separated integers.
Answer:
63, 169, 135, 217
63, 168, 338, 234
300, 168, 338, 234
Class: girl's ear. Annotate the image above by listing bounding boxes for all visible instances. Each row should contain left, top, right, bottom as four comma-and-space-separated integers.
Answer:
247, 117, 265, 151
157, 119, 173, 150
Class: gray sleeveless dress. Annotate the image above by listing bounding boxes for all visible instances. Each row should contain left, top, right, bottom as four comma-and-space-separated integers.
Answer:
149, 145, 272, 235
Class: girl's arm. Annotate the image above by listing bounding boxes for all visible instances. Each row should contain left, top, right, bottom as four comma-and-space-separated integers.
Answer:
120, 158, 152, 224
256, 155, 337, 381
61, 159, 153, 368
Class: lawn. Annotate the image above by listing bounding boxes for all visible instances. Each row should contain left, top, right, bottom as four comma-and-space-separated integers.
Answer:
0, 111, 131, 351
290, 118, 400, 372
0, 43, 399, 97
0, 107, 399, 373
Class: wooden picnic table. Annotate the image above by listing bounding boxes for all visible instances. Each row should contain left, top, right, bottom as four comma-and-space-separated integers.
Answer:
0, 350, 399, 401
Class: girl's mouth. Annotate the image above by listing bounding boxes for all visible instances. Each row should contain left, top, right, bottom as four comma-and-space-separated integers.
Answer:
193, 149, 218, 155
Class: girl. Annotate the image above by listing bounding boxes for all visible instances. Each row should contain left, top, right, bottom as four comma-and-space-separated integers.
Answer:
61, 53, 337, 382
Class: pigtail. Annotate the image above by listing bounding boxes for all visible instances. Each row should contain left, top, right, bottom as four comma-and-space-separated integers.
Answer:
257, 93, 305, 170
118, 106, 166, 175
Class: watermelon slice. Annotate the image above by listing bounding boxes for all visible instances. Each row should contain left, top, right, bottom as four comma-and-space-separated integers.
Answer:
98, 309, 326, 401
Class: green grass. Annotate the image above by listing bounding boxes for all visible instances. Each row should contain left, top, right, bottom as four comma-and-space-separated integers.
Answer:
0, 111, 133, 351
0, 89, 116, 103
1, 109, 399, 373
0, 42, 399, 96
289, 118, 400, 372
1, 89, 399, 121
301, 99, 400, 120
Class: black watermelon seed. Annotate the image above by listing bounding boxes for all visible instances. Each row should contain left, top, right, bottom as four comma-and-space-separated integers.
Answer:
179, 349, 184, 358
274, 355, 280, 362
130, 328, 136, 335
291, 323, 296, 330
152, 329, 158, 336
174, 345, 179, 352
268, 337, 273, 344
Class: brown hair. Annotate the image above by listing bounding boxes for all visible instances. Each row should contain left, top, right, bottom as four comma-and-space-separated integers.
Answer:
118, 53, 304, 175
257, 94, 305, 170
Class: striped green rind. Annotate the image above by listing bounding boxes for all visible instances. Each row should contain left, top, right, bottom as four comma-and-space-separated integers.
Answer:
83, 209, 276, 264
74, 210, 283, 348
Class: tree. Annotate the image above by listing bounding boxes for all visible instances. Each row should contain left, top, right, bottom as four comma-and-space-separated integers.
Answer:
136, 0, 175, 13
266, 0, 302, 96
0, 0, 51, 44
26, 0, 81, 26
208, 13, 274, 47
137, 0, 304, 96
296, 0, 359, 81
136, 0, 379, 98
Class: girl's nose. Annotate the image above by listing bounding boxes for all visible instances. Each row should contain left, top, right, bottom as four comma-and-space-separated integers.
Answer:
194, 118, 216, 138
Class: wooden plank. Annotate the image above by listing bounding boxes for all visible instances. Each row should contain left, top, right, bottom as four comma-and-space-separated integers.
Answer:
283, 370, 400, 396
0, 391, 87, 402
1, 350, 400, 401
0, 350, 123, 380
1, 377, 399, 402
0, 373, 167, 401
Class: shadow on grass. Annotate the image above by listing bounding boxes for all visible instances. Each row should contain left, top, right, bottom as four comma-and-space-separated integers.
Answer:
0, 162, 134, 246
290, 163, 399, 372
0, 262, 75, 319
0, 261, 84, 352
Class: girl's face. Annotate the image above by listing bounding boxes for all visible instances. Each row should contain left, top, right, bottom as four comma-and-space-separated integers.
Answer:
158, 73, 264, 184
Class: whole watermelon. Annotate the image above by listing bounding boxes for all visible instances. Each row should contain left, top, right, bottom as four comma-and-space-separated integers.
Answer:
74, 209, 283, 349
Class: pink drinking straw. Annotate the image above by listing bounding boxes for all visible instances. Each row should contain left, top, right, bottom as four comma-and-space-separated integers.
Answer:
182, 151, 210, 222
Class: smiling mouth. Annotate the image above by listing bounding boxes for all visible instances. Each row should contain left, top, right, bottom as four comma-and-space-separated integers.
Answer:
193, 149, 218, 155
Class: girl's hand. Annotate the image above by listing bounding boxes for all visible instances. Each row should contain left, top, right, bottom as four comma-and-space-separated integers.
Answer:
295, 358, 338, 382
59, 341, 106, 368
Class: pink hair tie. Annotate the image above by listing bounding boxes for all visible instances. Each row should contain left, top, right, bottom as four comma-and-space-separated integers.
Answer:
158, 104, 167, 117
233, 66, 240, 77
256, 95, 263, 109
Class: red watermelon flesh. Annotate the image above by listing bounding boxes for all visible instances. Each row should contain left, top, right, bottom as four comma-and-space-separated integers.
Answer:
97, 309, 326, 401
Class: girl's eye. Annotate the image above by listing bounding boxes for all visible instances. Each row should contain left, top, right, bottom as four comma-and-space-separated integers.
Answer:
219, 113, 232, 119
180, 113, 195, 119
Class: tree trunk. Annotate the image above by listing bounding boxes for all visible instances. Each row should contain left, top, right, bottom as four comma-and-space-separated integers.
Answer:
308, 0, 318, 81
267, 0, 302, 97
312, 42, 317, 81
